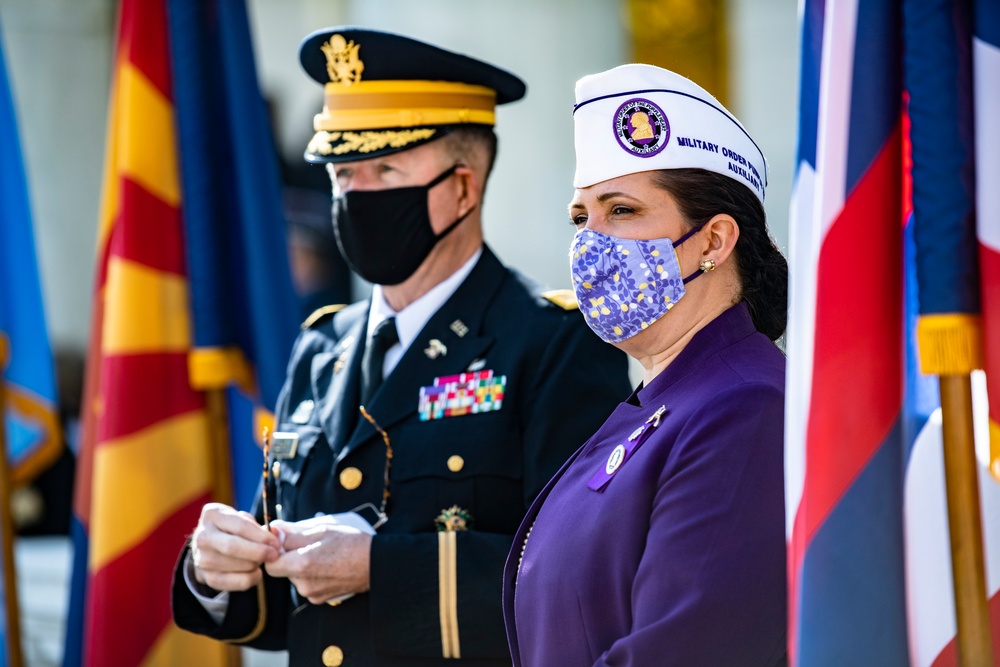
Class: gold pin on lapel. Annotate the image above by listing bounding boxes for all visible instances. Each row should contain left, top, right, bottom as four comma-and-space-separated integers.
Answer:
333, 336, 355, 374
424, 339, 448, 359
450, 320, 469, 338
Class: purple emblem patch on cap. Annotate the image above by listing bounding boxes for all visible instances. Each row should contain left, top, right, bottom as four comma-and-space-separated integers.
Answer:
613, 98, 669, 158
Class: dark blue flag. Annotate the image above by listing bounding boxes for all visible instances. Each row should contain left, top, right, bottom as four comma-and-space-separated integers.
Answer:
167, 0, 300, 511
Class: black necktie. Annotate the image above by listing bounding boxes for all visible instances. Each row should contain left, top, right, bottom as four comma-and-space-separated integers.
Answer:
360, 316, 399, 406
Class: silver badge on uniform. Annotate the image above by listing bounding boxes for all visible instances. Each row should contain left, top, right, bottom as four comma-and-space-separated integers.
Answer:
605, 444, 626, 475
424, 339, 448, 359
271, 432, 300, 459
290, 399, 315, 424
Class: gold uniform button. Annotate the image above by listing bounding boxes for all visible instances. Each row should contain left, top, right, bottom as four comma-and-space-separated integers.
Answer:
447, 455, 464, 472
322, 645, 344, 666
339, 467, 363, 490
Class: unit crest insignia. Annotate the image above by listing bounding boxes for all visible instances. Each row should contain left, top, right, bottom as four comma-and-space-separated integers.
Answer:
435, 505, 473, 532
322, 34, 364, 84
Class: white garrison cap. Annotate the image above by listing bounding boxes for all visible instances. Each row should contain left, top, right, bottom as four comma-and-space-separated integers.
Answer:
572, 64, 767, 204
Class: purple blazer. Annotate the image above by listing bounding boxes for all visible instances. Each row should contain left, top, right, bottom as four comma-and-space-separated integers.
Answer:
502, 303, 788, 667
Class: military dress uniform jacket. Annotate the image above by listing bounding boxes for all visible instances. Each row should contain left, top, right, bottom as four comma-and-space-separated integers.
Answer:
503, 303, 788, 667
172, 246, 631, 666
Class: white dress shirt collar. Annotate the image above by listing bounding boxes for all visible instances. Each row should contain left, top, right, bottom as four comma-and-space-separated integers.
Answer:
366, 247, 482, 377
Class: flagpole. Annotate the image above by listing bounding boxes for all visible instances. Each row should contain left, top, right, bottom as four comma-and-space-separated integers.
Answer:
203, 386, 241, 667
204, 388, 235, 508
0, 342, 25, 667
938, 373, 995, 666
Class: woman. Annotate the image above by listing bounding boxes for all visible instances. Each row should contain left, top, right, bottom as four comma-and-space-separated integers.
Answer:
502, 64, 788, 666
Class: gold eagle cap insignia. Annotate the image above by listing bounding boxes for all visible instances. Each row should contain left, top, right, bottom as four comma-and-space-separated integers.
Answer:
322, 34, 364, 84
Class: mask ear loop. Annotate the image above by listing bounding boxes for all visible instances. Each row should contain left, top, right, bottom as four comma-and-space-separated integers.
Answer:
674, 222, 713, 285
428, 163, 476, 241
425, 163, 460, 188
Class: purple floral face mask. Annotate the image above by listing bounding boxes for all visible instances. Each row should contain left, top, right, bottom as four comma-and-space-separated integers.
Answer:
570, 224, 705, 344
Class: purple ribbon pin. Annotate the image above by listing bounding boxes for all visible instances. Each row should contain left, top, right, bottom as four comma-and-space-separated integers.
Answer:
587, 405, 666, 492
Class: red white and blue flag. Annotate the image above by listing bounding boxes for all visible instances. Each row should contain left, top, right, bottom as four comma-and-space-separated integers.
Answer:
786, 0, 908, 663
972, 0, 1000, 650
902, 0, 1000, 664
788, 0, 1000, 663
975, 0, 1000, 484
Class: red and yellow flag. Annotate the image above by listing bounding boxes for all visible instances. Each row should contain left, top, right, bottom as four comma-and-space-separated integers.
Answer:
68, 1, 236, 664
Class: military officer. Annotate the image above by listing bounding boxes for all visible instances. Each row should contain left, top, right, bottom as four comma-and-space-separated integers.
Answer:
171, 27, 631, 666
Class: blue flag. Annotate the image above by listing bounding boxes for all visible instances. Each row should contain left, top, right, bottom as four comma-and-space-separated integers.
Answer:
167, 0, 300, 511
0, 20, 61, 486
1, 21, 61, 667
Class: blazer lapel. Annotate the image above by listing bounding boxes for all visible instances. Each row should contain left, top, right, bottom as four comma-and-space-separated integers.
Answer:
313, 310, 367, 449
336, 247, 508, 463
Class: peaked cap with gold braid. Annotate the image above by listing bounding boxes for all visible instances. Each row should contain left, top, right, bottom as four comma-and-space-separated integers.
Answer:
299, 27, 526, 163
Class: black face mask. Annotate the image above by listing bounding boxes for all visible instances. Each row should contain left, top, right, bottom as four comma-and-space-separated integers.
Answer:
333, 165, 474, 286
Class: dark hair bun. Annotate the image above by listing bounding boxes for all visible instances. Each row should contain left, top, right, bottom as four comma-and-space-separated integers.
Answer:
651, 169, 787, 340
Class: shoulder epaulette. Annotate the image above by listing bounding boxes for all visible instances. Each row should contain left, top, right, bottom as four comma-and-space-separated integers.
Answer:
301, 304, 347, 329
541, 289, 579, 311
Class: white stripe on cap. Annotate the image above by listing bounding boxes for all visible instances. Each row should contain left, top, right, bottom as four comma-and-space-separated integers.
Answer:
572, 64, 768, 203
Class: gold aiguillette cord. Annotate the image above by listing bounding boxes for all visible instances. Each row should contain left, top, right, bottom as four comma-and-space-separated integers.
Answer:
261, 427, 271, 529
